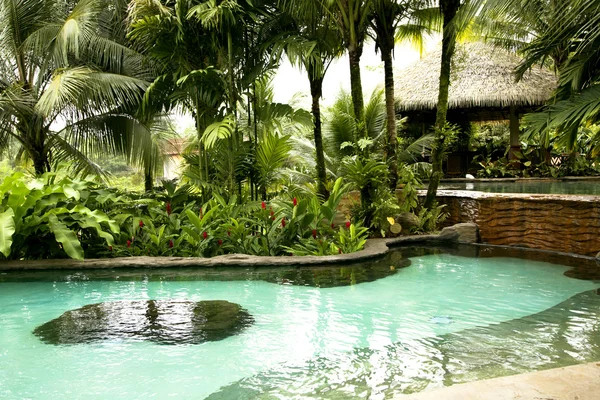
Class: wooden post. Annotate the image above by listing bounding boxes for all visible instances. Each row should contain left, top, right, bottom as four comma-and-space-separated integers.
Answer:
508, 105, 521, 162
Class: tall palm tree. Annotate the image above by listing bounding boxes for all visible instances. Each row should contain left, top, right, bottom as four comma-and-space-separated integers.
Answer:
369, 0, 439, 190
423, 0, 461, 209
276, 0, 344, 198
0, 0, 150, 175
324, 0, 373, 143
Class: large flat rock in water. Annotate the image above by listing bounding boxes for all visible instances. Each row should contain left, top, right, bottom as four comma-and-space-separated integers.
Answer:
33, 300, 254, 345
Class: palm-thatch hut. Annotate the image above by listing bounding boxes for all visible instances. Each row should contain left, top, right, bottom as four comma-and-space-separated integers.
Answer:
394, 42, 557, 172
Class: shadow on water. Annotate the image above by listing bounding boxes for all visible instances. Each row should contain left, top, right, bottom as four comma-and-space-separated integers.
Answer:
0, 253, 411, 288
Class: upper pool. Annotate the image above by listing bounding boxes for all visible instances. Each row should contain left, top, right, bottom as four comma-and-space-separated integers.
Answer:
438, 179, 600, 195
1, 246, 600, 399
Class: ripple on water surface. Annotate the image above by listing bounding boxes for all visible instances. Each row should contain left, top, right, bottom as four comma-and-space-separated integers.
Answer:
0, 248, 599, 399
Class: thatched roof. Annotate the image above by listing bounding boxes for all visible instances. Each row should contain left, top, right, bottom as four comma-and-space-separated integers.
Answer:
394, 42, 557, 112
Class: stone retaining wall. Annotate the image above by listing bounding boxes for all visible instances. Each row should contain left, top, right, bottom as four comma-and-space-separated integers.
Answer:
435, 190, 600, 256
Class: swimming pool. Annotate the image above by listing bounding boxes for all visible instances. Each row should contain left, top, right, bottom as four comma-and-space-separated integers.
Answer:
1, 246, 599, 399
437, 179, 600, 195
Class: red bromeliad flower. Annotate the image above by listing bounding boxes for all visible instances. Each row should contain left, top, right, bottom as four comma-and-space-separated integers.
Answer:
261, 201, 266, 209
281, 217, 286, 228
126, 240, 131, 248
139, 220, 144, 228
312, 229, 317, 239
169, 239, 174, 248
166, 202, 172, 216
218, 239, 223, 246
345, 221, 351, 229
331, 222, 335, 229
202, 231, 208, 240
292, 197, 297, 206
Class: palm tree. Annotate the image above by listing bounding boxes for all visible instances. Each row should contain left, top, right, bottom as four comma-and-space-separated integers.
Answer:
276, 0, 344, 198
423, 0, 465, 209
0, 0, 150, 175
324, 0, 372, 143
369, 0, 439, 190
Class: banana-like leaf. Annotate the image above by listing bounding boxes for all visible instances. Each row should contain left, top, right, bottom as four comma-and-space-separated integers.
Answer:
0, 209, 15, 258
48, 214, 84, 260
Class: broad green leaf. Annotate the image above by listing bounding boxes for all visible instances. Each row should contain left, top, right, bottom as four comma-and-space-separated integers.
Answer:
63, 185, 80, 200
0, 209, 15, 257
47, 214, 84, 260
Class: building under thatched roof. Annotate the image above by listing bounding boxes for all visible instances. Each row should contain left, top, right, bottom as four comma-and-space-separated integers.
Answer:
395, 41, 557, 120
395, 42, 557, 173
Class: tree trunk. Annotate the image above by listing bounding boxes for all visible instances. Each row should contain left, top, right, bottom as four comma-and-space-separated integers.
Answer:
348, 45, 366, 142
382, 48, 398, 190
144, 169, 153, 192
424, 0, 460, 210
309, 74, 329, 199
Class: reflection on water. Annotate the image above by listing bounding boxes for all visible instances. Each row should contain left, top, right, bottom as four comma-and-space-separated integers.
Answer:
438, 180, 600, 195
207, 289, 600, 399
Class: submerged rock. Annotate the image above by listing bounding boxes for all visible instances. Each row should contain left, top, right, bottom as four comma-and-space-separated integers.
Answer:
33, 300, 254, 345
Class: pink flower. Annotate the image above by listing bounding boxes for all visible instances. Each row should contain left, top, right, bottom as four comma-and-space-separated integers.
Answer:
202, 231, 208, 240
261, 201, 266, 209
169, 239, 174, 248
292, 197, 297, 206
312, 229, 317, 239
166, 202, 172, 216
126, 240, 131, 248
345, 221, 351, 229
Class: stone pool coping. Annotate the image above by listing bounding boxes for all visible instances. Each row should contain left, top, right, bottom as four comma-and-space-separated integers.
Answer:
0, 223, 476, 271
395, 361, 600, 400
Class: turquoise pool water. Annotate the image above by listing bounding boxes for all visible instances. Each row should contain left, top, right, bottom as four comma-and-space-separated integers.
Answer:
438, 179, 600, 195
1, 248, 599, 399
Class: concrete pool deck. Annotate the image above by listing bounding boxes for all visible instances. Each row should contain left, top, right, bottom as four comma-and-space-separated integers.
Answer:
396, 361, 600, 400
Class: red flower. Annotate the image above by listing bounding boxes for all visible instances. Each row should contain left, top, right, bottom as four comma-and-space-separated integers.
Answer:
218, 239, 223, 246
261, 201, 266, 209
169, 239, 174, 248
331, 223, 335, 229
109, 245, 113, 251
292, 197, 297, 206
312, 229, 317, 238
227, 230, 231, 236
270, 210, 274, 217
139, 220, 144, 228
345, 221, 351, 229
281, 218, 286, 228
202, 231, 208, 240
126, 240, 131, 248
166, 202, 172, 216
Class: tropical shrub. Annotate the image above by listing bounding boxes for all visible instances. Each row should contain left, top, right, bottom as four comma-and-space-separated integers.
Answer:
0, 173, 120, 260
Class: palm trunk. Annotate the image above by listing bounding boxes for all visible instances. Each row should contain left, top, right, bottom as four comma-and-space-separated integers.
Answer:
309, 74, 329, 199
382, 48, 398, 190
424, 0, 460, 210
348, 45, 366, 143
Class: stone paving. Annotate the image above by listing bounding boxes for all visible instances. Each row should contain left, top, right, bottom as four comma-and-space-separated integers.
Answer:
396, 362, 600, 400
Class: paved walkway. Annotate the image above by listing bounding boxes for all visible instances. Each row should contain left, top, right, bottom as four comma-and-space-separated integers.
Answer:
396, 362, 600, 400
